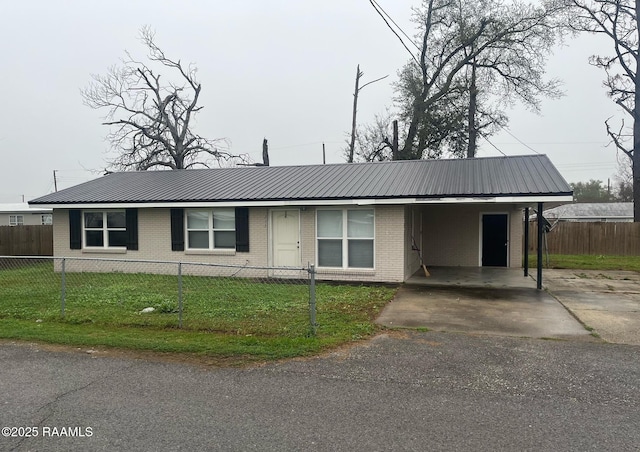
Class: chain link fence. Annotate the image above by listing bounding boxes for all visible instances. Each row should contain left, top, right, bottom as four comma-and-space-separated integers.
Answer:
0, 256, 318, 335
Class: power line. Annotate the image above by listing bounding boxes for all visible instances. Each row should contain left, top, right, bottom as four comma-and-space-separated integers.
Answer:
269, 141, 342, 151
499, 126, 540, 154
370, 0, 420, 52
478, 132, 507, 156
368, 0, 420, 66
494, 140, 610, 145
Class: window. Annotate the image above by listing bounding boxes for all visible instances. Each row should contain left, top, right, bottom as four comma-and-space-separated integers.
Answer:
317, 209, 374, 268
186, 209, 236, 250
83, 211, 126, 248
9, 215, 24, 226
41, 214, 52, 225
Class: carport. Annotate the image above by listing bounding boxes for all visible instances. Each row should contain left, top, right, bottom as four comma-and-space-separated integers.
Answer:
408, 201, 565, 290
400, 153, 574, 290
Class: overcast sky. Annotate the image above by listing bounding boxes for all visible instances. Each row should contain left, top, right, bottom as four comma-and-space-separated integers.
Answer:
1, 0, 625, 203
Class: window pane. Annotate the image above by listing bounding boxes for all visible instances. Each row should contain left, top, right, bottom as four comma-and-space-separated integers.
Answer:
317, 210, 342, 237
107, 211, 126, 228
187, 211, 209, 229
348, 240, 374, 268
214, 231, 236, 249
108, 230, 127, 247
86, 230, 104, 247
348, 210, 374, 238
41, 214, 52, 225
318, 239, 342, 267
213, 209, 235, 230
188, 231, 209, 249
84, 212, 103, 228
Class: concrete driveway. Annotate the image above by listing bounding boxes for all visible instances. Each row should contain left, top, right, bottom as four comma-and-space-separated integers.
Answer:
378, 267, 640, 345
542, 269, 640, 346
376, 284, 591, 340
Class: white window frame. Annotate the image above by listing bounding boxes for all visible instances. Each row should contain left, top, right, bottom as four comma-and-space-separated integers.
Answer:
41, 214, 53, 225
316, 208, 375, 269
9, 215, 24, 226
82, 210, 126, 250
185, 209, 236, 251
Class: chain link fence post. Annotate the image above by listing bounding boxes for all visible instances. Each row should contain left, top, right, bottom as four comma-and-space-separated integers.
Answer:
309, 264, 317, 336
178, 262, 183, 328
60, 258, 66, 318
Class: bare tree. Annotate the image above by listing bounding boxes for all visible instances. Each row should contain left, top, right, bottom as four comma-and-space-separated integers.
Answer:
346, 65, 388, 163
566, 0, 639, 220
82, 27, 242, 171
346, 111, 396, 162
370, 0, 563, 160
614, 152, 634, 201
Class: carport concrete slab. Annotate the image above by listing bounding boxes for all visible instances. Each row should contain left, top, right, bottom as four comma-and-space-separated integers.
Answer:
376, 285, 591, 340
406, 267, 537, 290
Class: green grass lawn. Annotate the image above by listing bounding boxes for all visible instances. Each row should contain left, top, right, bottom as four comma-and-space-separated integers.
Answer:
0, 262, 397, 363
527, 254, 640, 272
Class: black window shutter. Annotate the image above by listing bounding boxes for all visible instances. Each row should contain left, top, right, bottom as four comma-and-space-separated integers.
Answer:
170, 208, 185, 251
125, 208, 138, 250
69, 210, 82, 250
235, 207, 249, 252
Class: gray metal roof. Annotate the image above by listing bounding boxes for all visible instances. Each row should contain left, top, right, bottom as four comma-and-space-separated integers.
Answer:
543, 202, 633, 220
30, 155, 572, 205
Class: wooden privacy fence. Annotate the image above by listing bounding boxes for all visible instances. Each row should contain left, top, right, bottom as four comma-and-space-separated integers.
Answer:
527, 221, 640, 256
0, 225, 53, 256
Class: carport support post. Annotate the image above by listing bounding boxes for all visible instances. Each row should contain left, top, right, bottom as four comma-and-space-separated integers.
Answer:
524, 208, 529, 277
537, 202, 543, 290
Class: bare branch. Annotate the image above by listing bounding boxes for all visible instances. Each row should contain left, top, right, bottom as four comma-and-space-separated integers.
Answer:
81, 27, 241, 171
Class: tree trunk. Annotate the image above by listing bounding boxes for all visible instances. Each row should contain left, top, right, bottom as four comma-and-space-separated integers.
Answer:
348, 65, 362, 163
392, 120, 399, 160
400, 99, 423, 159
634, 0, 640, 221
262, 138, 270, 166
467, 61, 478, 158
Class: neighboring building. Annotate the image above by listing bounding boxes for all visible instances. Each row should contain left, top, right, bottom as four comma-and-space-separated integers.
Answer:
540, 202, 633, 223
0, 203, 53, 226
29, 155, 573, 283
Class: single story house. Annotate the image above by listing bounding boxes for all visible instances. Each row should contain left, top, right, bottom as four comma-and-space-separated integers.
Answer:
0, 203, 52, 226
29, 155, 572, 283
537, 202, 633, 223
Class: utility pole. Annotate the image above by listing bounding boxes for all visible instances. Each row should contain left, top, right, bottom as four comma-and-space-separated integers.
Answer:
322, 143, 326, 164
53, 170, 58, 192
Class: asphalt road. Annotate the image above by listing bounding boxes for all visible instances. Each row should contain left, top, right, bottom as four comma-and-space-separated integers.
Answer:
1, 332, 639, 452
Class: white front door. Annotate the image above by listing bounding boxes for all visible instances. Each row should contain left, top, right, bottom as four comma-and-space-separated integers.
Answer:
272, 210, 301, 267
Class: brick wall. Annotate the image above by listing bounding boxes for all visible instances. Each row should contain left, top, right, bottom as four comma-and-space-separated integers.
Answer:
300, 205, 406, 283
53, 208, 270, 268
52, 203, 523, 279
420, 204, 523, 268
53, 205, 407, 282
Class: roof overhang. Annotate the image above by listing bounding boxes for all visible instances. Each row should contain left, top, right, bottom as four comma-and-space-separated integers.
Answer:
33, 195, 574, 210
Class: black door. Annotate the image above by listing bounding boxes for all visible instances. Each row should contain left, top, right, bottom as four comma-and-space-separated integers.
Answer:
482, 214, 508, 267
